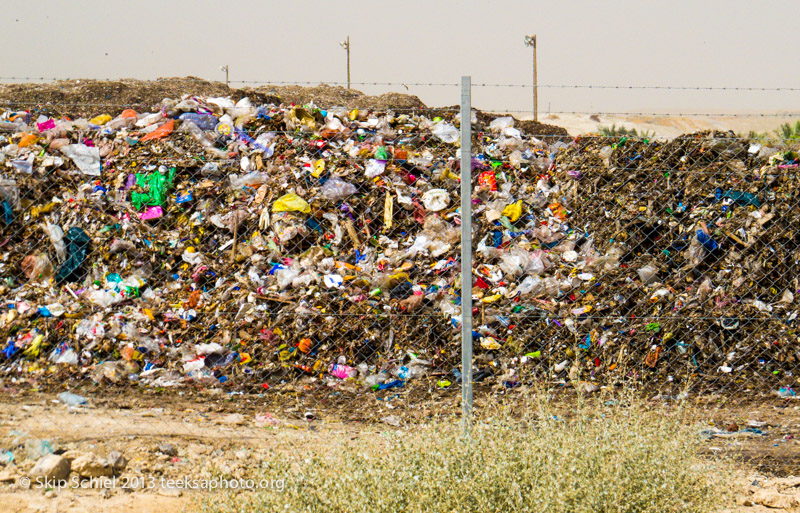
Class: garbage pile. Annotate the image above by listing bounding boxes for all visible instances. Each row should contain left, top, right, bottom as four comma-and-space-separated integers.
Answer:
476, 131, 800, 393
0, 93, 795, 397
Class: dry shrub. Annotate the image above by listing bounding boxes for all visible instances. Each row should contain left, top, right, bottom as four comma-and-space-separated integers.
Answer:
200, 394, 728, 513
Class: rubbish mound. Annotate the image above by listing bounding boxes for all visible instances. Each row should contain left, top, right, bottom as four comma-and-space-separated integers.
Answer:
0, 79, 424, 116
0, 92, 795, 399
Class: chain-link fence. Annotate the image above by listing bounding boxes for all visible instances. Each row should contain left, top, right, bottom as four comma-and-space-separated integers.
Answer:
470, 129, 799, 396
0, 79, 798, 438
0, 93, 471, 430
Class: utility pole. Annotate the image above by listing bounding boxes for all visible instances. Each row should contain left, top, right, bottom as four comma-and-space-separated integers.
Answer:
220, 65, 229, 87
339, 36, 350, 89
524, 35, 537, 121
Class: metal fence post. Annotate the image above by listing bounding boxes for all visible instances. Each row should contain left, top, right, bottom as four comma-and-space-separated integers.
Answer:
460, 76, 473, 428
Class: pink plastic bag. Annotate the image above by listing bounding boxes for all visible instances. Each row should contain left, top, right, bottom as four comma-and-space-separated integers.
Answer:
329, 363, 357, 379
37, 119, 56, 132
140, 206, 163, 220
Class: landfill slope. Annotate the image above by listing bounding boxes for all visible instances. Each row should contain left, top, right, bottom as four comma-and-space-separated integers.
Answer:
0, 79, 425, 116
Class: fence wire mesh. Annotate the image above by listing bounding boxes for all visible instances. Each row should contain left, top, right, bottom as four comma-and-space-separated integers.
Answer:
0, 86, 798, 440
471, 129, 799, 398
0, 99, 468, 430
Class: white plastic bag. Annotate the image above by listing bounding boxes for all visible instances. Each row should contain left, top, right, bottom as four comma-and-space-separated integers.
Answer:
61, 144, 101, 176
431, 121, 459, 143
321, 177, 357, 200
489, 116, 514, 132
365, 159, 386, 178
422, 189, 450, 212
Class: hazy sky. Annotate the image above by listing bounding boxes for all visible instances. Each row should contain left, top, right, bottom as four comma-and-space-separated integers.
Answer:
3, 0, 799, 115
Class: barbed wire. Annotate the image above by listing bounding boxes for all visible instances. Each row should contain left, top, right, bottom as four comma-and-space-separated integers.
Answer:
2, 76, 800, 92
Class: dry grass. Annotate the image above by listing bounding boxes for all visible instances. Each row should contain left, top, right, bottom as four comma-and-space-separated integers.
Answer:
199, 394, 730, 513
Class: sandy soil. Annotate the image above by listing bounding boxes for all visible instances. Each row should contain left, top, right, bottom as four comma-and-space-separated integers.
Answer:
533, 112, 800, 139
0, 391, 797, 512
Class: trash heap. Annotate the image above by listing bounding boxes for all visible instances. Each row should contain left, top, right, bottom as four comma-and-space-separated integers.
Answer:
0, 94, 795, 397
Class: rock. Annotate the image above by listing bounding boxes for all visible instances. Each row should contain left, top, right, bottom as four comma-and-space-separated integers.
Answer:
752, 489, 800, 509
71, 453, 113, 478
218, 413, 245, 426
186, 443, 211, 458
776, 477, 800, 492
29, 454, 70, 481
44, 490, 56, 498
0, 469, 15, 483
106, 451, 127, 474
66, 451, 126, 477
60, 450, 84, 463
155, 443, 178, 457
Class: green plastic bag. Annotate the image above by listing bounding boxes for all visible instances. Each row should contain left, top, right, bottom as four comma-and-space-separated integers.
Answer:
132, 166, 176, 211
374, 146, 389, 160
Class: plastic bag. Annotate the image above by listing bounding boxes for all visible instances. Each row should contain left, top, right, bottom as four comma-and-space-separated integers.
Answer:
17, 133, 38, 148
178, 113, 218, 131
50, 349, 79, 366
88, 289, 124, 307
141, 119, 174, 141
0, 179, 20, 210
55, 227, 91, 284
502, 200, 523, 222
44, 223, 66, 262
431, 121, 459, 143
229, 172, 268, 189
131, 166, 176, 210
329, 363, 358, 379
321, 177, 357, 200
76, 319, 105, 340
20, 253, 53, 281
276, 268, 300, 290
181, 248, 203, 265
489, 116, 514, 132
637, 265, 658, 285
61, 144, 101, 176
89, 114, 112, 126
510, 275, 544, 297
505, 248, 548, 277
230, 97, 255, 121
12, 156, 33, 174
273, 193, 311, 213
135, 112, 164, 128
106, 116, 136, 130
365, 159, 386, 178
422, 189, 450, 212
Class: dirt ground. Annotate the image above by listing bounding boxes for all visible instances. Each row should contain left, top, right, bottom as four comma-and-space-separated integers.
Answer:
0, 390, 797, 512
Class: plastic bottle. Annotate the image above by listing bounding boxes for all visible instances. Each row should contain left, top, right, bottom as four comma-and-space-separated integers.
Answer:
135, 112, 164, 128
179, 113, 219, 131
